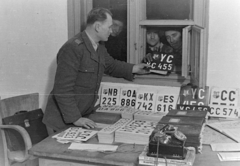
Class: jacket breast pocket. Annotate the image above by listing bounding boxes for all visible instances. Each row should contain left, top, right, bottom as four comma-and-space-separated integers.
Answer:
75, 66, 96, 88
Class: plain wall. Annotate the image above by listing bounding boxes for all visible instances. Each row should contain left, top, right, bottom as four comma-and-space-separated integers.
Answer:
0, 0, 240, 109
0, 0, 68, 109
207, 0, 240, 89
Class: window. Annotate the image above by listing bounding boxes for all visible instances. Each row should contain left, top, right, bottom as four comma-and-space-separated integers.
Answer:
93, 0, 128, 62
146, 0, 192, 20
67, 0, 209, 87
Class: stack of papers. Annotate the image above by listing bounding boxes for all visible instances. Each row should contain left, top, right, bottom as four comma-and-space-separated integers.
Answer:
207, 120, 240, 143
115, 120, 157, 145
68, 143, 118, 152
218, 152, 240, 161
210, 143, 240, 161
121, 107, 139, 119
134, 111, 166, 122
211, 143, 240, 151
97, 118, 132, 144
96, 105, 128, 114
52, 127, 98, 142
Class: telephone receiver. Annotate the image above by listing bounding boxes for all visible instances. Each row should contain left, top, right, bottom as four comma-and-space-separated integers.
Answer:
154, 124, 187, 144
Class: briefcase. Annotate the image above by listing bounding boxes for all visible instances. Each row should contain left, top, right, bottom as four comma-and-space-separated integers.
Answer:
2, 108, 48, 151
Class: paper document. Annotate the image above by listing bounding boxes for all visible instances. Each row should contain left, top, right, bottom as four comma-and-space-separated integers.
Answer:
207, 120, 240, 131
68, 143, 118, 152
222, 129, 240, 142
207, 120, 240, 142
211, 143, 240, 151
217, 152, 240, 161
52, 127, 98, 142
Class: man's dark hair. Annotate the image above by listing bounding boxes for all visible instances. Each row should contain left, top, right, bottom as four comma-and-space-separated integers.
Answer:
164, 27, 182, 34
87, 7, 112, 25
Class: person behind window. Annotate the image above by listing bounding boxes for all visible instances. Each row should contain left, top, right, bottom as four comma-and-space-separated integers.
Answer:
105, 16, 127, 62
146, 27, 173, 54
43, 7, 149, 132
143, 28, 173, 63
164, 28, 182, 70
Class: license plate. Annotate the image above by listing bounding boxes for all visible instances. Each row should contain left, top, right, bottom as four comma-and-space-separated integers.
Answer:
146, 52, 175, 71
135, 90, 157, 111
209, 105, 239, 118
100, 86, 120, 106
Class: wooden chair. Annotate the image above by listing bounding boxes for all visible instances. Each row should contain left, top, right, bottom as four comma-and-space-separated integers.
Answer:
0, 93, 40, 166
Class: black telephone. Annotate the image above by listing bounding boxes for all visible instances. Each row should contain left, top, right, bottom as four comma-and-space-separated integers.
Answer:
147, 124, 187, 160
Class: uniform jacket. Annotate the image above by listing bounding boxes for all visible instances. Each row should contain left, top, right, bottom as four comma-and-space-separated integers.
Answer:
43, 31, 134, 131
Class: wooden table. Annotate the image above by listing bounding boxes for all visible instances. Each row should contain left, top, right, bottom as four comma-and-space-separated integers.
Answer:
29, 133, 240, 166
29, 135, 143, 166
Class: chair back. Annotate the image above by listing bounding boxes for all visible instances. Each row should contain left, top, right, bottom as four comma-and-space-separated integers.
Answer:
0, 93, 39, 166
0, 96, 7, 166
0, 93, 39, 119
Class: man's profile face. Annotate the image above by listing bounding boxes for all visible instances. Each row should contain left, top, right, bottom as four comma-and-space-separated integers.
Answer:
165, 30, 182, 49
111, 20, 123, 37
146, 31, 160, 47
98, 13, 113, 41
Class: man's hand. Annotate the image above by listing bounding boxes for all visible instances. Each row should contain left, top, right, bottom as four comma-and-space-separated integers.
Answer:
132, 63, 151, 75
73, 117, 96, 129
142, 53, 153, 63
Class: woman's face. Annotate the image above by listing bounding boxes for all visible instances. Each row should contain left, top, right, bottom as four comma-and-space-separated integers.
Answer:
146, 31, 160, 47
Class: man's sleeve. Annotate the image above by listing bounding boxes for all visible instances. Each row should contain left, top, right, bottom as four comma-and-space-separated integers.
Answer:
53, 46, 82, 124
104, 51, 135, 81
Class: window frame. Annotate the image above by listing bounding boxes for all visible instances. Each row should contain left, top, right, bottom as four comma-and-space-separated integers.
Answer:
67, 0, 209, 87
128, 0, 209, 87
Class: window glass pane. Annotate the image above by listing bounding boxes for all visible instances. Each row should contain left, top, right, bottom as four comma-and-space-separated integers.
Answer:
146, 0, 192, 20
93, 0, 128, 62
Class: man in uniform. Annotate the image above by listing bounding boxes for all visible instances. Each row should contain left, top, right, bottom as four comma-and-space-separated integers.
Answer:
43, 8, 149, 132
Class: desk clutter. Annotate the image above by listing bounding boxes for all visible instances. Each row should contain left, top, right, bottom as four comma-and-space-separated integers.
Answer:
115, 120, 157, 145
51, 83, 240, 165
96, 105, 166, 121
52, 127, 98, 143
98, 118, 132, 144
139, 145, 196, 166
210, 143, 240, 161
94, 91, 208, 165
95, 106, 207, 154
154, 109, 207, 154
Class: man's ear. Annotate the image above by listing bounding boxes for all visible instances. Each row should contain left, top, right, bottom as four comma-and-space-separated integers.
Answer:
94, 22, 101, 33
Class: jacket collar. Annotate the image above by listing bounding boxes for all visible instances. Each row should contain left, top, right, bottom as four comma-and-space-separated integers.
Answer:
81, 31, 99, 62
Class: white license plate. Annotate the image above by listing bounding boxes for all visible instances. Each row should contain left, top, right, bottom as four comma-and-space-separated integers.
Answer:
209, 105, 240, 118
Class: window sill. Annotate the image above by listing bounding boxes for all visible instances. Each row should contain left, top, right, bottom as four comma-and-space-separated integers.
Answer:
102, 73, 190, 87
